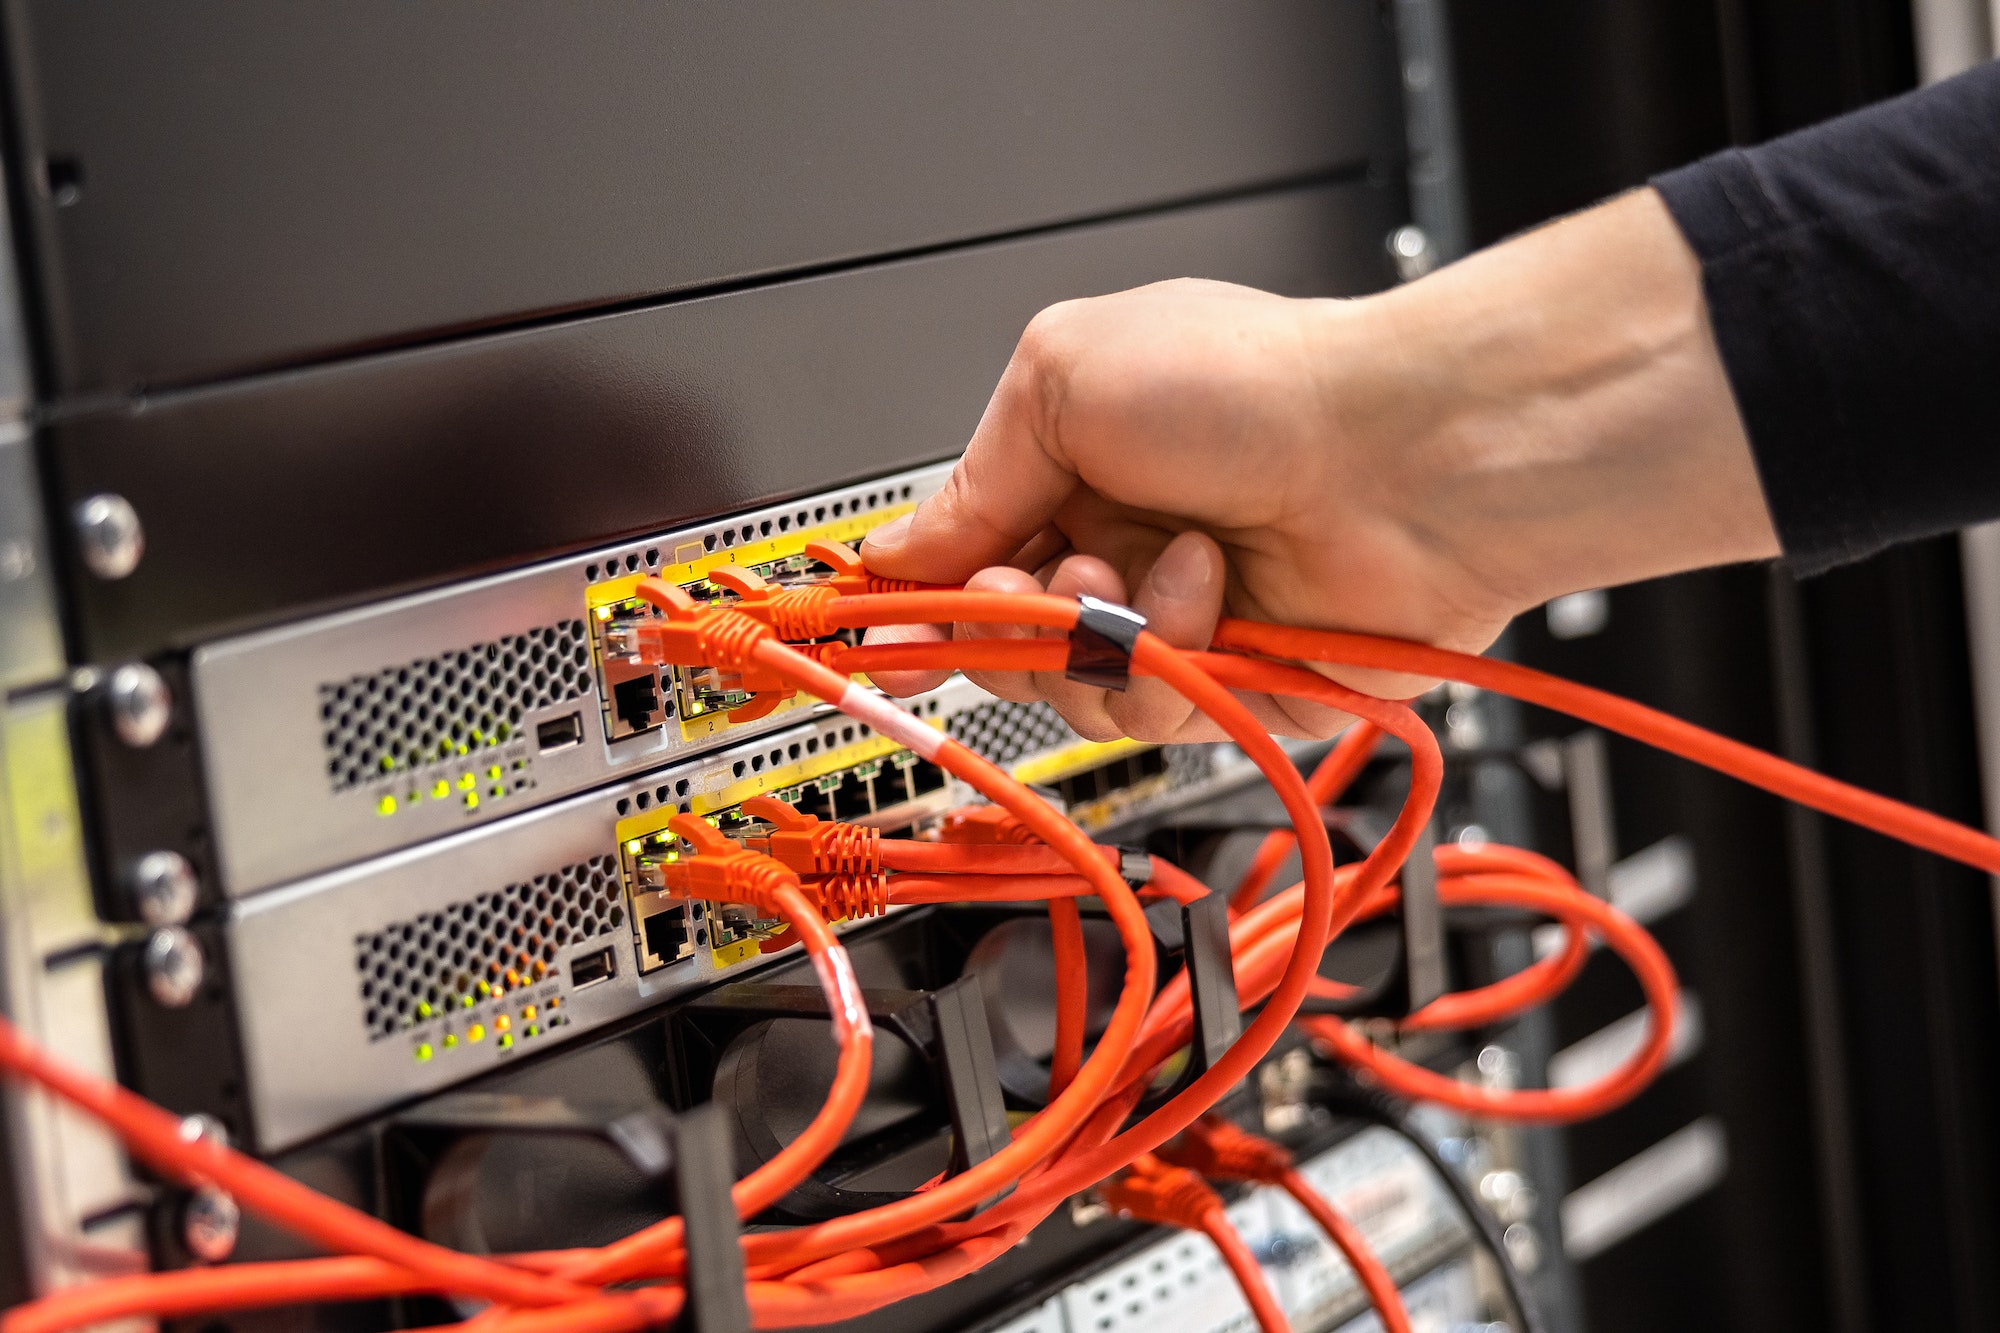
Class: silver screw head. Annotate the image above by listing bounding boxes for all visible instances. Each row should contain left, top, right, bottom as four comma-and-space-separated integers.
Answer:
129, 850, 198, 926
1502, 1221, 1543, 1274
1387, 224, 1438, 281
178, 1113, 231, 1149
104, 662, 172, 748
144, 927, 205, 1007
181, 1186, 240, 1262
73, 493, 144, 580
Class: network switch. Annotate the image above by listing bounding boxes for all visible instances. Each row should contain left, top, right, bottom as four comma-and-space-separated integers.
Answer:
192, 461, 952, 899
220, 674, 1233, 1152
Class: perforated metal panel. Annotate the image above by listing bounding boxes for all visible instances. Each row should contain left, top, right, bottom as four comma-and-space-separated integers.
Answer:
353, 853, 622, 1040
318, 622, 592, 791
947, 698, 1074, 764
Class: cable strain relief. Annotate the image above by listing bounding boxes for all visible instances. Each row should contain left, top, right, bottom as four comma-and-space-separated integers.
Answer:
766, 585, 841, 641
818, 822, 881, 879
1100, 1164, 1223, 1231
817, 872, 888, 920
693, 608, 777, 672
1164, 1119, 1294, 1183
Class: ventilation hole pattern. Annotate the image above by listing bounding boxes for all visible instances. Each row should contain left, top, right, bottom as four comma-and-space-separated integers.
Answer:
582, 481, 919, 583
353, 855, 624, 1039
946, 699, 1077, 765
319, 622, 593, 791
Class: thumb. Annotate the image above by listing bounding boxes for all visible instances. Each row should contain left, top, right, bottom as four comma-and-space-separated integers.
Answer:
863, 330, 1080, 581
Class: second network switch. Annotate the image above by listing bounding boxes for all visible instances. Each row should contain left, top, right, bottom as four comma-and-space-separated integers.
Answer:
223, 674, 1230, 1152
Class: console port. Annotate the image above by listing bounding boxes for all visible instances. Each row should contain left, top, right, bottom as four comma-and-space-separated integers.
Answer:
633, 894, 695, 972
610, 672, 665, 737
567, 945, 616, 989
536, 712, 584, 753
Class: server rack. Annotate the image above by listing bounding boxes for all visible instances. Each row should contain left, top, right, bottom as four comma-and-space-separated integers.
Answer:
0, 8, 1563, 1332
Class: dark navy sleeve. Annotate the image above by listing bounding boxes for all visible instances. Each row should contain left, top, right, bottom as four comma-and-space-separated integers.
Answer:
1651, 59, 2000, 574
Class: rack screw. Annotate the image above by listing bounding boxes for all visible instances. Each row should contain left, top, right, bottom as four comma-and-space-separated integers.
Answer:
1503, 1221, 1543, 1274
144, 927, 204, 1007
129, 850, 197, 926
1387, 224, 1438, 282
73, 493, 144, 580
182, 1187, 239, 1262
104, 662, 171, 748
178, 1112, 231, 1149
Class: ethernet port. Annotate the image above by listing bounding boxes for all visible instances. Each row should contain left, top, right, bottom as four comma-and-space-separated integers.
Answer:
673, 663, 757, 722
592, 597, 674, 741
1059, 765, 1103, 805
902, 755, 948, 799
609, 670, 665, 738
829, 765, 877, 821
794, 769, 846, 822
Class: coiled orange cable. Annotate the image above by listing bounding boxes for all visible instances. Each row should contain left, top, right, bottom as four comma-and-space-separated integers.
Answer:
9, 583, 2000, 1333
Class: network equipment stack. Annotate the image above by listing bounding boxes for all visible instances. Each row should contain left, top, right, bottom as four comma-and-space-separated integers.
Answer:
0, 7, 1576, 1332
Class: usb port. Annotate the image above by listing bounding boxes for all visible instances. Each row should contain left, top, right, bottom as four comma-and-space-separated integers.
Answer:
537, 712, 584, 753
568, 946, 616, 989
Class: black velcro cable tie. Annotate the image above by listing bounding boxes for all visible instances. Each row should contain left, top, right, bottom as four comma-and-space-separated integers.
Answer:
1065, 595, 1148, 691
1118, 847, 1154, 887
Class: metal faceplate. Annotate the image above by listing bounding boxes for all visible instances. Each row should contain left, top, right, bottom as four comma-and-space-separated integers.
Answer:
194, 460, 950, 898
227, 672, 1242, 1152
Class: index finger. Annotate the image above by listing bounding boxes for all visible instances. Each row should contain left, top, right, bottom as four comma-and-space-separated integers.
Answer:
862, 324, 1080, 582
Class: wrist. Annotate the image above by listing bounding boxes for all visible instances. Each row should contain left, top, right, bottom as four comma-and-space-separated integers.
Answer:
1354, 189, 1779, 613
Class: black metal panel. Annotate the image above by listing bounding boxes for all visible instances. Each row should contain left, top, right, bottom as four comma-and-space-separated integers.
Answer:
1, 0, 1400, 394
42, 179, 1404, 665
1443, 0, 1732, 249
1790, 540, 2000, 1333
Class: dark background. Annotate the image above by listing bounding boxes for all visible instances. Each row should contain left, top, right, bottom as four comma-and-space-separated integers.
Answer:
1456, 3, 2000, 1331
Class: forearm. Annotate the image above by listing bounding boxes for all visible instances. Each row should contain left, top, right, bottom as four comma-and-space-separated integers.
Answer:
1654, 58, 2000, 572
1324, 187, 1777, 614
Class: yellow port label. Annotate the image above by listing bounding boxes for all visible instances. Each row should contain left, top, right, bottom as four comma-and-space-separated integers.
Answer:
710, 936, 762, 970
677, 691, 812, 743
1009, 737, 1152, 789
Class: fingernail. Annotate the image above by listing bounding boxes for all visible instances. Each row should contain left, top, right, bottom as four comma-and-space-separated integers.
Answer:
863, 514, 912, 554
1146, 533, 1218, 603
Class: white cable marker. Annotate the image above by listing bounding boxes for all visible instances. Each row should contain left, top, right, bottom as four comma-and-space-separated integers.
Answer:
835, 682, 946, 761
812, 946, 873, 1044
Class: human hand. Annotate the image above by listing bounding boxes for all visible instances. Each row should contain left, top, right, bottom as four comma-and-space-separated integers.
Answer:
860, 189, 1777, 742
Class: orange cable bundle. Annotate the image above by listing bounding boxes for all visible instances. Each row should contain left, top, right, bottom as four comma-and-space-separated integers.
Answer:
7, 551, 2000, 1333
